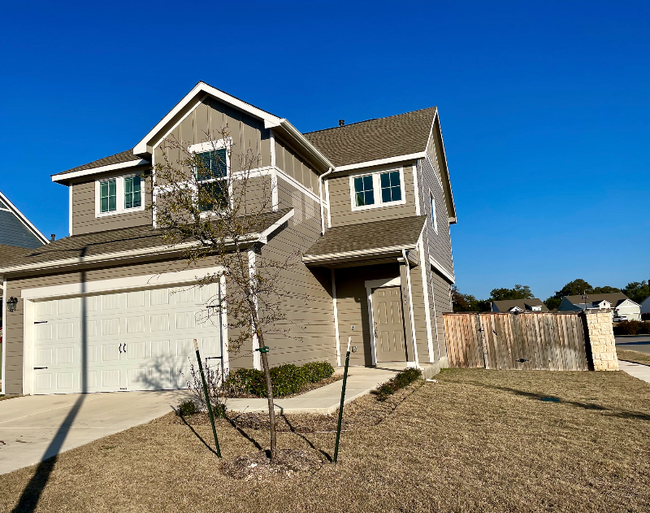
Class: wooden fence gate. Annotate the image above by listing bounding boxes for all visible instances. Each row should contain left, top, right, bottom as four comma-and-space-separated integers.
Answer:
443, 313, 590, 371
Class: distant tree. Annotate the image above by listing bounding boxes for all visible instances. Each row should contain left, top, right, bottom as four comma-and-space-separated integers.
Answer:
622, 281, 650, 304
489, 284, 534, 301
592, 286, 620, 294
451, 286, 491, 312
544, 297, 562, 311
554, 279, 593, 298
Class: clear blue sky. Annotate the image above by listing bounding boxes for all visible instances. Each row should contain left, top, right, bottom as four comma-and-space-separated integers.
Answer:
1, 0, 648, 300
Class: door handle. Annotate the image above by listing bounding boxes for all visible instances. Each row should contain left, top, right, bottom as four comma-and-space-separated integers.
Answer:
33, 366, 48, 370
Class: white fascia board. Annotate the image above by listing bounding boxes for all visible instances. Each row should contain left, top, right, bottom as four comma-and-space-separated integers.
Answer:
432, 109, 457, 224
303, 244, 416, 264
134, 82, 283, 155
51, 159, 150, 183
258, 209, 294, 243
428, 254, 455, 284
0, 191, 49, 245
277, 120, 335, 171
334, 153, 426, 173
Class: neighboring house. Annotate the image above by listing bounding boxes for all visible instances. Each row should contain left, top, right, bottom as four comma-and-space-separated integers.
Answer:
0, 191, 49, 250
0, 82, 456, 396
558, 293, 641, 321
491, 299, 549, 313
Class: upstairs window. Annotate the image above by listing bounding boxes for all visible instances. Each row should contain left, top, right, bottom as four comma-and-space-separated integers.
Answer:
430, 193, 438, 233
124, 176, 142, 209
194, 147, 229, 212
350, 168, 405, 211
100, 179, 116, 213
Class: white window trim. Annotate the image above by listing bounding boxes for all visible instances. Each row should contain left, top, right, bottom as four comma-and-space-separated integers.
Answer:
95, 173, 145, 218
349, 167, 406, 211
189, 138, 233, 215
430, 191, 438, 234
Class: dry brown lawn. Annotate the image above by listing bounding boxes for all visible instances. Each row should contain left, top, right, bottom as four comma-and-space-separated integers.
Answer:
617, 349, 650, 366
1, 369, 649, 513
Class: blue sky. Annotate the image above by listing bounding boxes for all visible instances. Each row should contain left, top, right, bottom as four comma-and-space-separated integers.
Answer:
1, 0, 648, 300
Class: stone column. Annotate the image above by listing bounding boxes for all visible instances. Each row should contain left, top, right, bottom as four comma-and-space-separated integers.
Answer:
584, 310, 619, 371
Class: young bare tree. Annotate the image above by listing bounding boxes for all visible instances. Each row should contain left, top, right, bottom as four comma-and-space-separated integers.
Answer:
153, 127, 299, 459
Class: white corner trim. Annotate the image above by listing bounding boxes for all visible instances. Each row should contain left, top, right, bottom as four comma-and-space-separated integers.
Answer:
1, 280, 6, 396
134, 82, 283, 155
413, 164, 421, 216
21, 266, 226, 301
335, 152, 426, 173
324, 179, 332, 228
331, 269, 341, 367
248, 249, 261, 371
429, 254, 455, 284
418, 238, 435, 363
402, 249, 419, 368
271, 169, 279, 212
68, 185, 73, 236
349, 167, 406, 212
0, 191, 49, 245
52, 159, 150, 183
269, 131, 277, 167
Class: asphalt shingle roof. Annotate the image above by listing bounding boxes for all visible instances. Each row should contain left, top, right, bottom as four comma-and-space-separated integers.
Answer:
492, 299, 549, 313
54, 150, 148, 176
304, 107, 437, 168
0, 244, 32, 266
0, 209, 292, 271
304, 215, 426, 259
564, 293, 632, 307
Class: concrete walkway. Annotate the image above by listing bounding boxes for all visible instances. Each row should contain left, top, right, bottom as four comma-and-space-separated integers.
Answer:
618, 359, 650, 385
226, 364, 402, 415
0, 390, 191, 475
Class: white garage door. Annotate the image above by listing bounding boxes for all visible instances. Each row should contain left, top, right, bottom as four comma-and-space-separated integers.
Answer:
32, 283, 224, 394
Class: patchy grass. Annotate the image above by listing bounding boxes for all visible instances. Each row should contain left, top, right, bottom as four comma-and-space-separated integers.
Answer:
0, 369, 649, 512
617, 349, 650, 367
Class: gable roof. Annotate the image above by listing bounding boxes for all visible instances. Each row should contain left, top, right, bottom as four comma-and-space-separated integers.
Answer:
303, 215, 426, 265
304, 107, 438, 168
52, 149, 150, 183
492, 298, 549, 313
0, 191, 49, 248
563, 292, 637, 308
0, 209, 293, 276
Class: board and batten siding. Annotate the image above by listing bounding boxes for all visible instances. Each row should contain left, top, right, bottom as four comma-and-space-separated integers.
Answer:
326, 164, 417, 228
153, 97, 272, 182
70, 168, 153, 236
274, 136, 319, 195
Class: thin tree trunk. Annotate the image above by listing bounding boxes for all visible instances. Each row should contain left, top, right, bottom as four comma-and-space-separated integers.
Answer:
258, 330, 277, 460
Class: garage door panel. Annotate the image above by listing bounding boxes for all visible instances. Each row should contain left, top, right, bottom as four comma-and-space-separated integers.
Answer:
32, 284, 224, 395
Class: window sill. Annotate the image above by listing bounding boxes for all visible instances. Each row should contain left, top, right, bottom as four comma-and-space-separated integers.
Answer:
351, 198, 407, 212
95, 205, 146, 218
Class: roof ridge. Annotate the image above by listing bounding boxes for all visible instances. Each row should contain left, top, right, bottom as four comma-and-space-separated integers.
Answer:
304, 106, 437, 135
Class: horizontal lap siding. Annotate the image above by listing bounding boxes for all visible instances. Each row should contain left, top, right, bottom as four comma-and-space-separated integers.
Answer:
0, 210, 43, 248
327, 164, 417, 228
408, 264, 431, 363
256, 182, 334, 369
431, 268, 452, 360
71, 170, 153, 235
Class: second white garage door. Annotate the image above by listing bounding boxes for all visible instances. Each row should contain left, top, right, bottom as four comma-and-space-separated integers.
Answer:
32, 282, 224, 394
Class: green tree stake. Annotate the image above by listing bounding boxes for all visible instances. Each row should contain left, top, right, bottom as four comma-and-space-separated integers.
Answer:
334, 338, 352, 463
193, 338, 222, 458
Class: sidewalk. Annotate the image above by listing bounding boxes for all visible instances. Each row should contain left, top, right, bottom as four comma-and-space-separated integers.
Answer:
225, 364, 405, 414
618, 359, 650, 385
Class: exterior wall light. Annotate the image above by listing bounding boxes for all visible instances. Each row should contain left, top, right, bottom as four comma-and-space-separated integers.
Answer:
7, 296, 18, 312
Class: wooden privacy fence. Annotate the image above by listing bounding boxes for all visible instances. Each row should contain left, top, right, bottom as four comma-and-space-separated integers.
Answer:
443, 313, 590, 371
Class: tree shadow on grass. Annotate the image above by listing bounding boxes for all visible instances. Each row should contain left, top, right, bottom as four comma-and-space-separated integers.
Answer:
281, 415, 333, 463
175, 410, 221, 456
462, 380, 650, 422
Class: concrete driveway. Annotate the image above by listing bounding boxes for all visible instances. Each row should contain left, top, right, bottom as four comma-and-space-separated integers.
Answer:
0, 390, 190, 475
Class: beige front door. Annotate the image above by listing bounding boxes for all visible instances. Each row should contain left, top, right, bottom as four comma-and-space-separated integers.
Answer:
371, 286, 407, 363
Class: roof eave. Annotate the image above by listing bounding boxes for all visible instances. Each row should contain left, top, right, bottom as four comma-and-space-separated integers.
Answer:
51, 159, 150, 184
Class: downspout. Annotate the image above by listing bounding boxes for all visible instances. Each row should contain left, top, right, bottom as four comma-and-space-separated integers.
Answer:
318, 167, 334, 235
402, 249, 419, 368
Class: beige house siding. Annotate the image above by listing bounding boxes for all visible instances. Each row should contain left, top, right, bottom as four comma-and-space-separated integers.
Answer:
153, 97, 271, 180
70, 168, 153, 235
408, 262, 431, 363
430, 267, 452, 360
326, 164, 417, 228
274, 135, 319, 195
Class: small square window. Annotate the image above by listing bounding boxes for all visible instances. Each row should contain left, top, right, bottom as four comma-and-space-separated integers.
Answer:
124, 176, 142, 209
100, 179, 116, 213
380, 171, 401, 203
199, 181, 228, 212
196, 149, 227, 181
354, 175, 375, 206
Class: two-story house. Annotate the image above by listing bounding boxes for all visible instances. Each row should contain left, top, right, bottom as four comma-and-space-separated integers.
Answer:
0, 82, 456, 396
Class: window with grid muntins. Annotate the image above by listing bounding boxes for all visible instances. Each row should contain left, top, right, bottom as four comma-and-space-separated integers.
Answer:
100, 179, 116, 213
196, 149, 227, 181
124, 176, 142, 209
196, 148, 228, 212
380, 171, 402, 203
354, 175, 375, 206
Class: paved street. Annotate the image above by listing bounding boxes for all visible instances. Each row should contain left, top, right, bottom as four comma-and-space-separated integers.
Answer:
615, 335, 650, 355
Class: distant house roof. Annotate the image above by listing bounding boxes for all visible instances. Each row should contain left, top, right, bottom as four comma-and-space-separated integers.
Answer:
562, 292, 636, 308
0, 209, 293, 276
0, 191, 49, 248
304, 107, 437, 168
303, 215, 426, 266
492, 299, 549, 313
